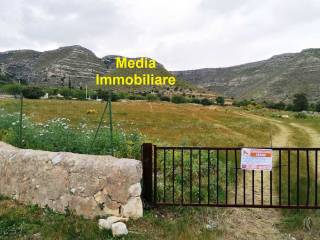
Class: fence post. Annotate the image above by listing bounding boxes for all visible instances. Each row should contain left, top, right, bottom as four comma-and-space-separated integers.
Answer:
142, 143, 153, 205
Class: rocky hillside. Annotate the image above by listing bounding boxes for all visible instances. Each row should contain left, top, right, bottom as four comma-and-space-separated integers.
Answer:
172, 49, 320, 102
0, 46, 189, 90
0, 46, 108, 88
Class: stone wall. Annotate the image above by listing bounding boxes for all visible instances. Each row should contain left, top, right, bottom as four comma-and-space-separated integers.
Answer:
0, 142, 143, 219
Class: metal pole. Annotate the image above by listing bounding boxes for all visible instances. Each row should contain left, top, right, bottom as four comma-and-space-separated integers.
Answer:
108, 89, 114, 155
90, 101, 109, 152
19, 81, 23, 147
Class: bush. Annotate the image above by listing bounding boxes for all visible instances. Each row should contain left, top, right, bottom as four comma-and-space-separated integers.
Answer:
127, 94, 146, 100
316, 102, 320, 112
171, 95, 188, 104
160, 95, 171, 102
1, 84, 22, 95
92, 90, 120, 101
22, 87, 45, 99
233, 99, 253, 107
190, 98, 201, 104
216, 96, 225, 106
264, 101, 286, 110
146, 94, 160, 102
200, 98, 213, 106
0, 109, 143, 159
286, 104, 294, 111
294, 112, 307, 119
293, 93, 308, 112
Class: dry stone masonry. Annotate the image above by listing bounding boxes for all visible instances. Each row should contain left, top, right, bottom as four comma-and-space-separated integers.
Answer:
0, 142, 143, 219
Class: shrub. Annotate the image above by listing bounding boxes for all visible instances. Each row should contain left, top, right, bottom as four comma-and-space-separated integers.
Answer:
190, 98, 201, 104
160, 95, 171, 102
264, 101, 286, 110
171, 95, 188, 104
316, 102, 320, 112
127, 94, 146, 100
146, 94, 160, 102
22, 87, 45, 99
293, 93, 308, 112
1, 84, 22, 95
216, 96, 225, 106
0, 109, 143, 159
286, 104, 294, 111
294, 112, 307, 119
233, 99, 252, 107
93, 90, 120, 101
200, 98, 213, 106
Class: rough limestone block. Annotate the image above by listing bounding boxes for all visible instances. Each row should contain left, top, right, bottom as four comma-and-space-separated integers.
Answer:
0, 141, 143, 219
121, 197, 143, 219
98, 216, 128, 230
111, 222, 128, 237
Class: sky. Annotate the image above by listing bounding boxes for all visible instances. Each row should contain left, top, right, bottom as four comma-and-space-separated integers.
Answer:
1, 0, 320, 70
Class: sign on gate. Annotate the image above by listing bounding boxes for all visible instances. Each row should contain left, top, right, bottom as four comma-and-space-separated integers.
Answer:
241, 148, 273, 171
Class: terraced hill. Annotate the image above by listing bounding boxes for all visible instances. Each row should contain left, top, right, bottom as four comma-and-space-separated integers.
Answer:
172, 49, 320, 102
0, 46, 194, 92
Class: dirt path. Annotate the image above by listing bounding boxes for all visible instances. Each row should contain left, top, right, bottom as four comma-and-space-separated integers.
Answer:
289, 123, 320, 147
219, 113, 294, 240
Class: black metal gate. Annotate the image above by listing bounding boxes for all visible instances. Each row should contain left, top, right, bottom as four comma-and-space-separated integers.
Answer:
142, 143, 320, 209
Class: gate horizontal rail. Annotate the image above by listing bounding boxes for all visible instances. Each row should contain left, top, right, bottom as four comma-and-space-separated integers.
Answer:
142, 143, 320, 209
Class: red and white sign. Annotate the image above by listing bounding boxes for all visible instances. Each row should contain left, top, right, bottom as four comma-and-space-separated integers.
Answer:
241, 148, 273, 171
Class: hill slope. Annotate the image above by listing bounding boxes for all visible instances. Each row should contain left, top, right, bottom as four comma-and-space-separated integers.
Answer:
172, 49, 320, 102
0, 46, 194, 91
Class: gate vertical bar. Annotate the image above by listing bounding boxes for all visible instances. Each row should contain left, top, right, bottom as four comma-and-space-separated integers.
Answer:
316, 150, 318, 206
235, 150, 238, 204
190, 149, 193, 204
208, 150, 210, 204
181, 149, 184, 204
261, 171, 263, 205
297, 150, 300, 206
279, 150, 282, 205
154, 145, 158, 203
306, 150, 310, 206
142, 143, 153, 205
163, 149, 166, 203
252, 170, 254, 205
172, 149, 175, 203
270, 171, 273, 206
199, 150, 201, 204
225, 150, 228, 204
217, 150, 219, 204
288, 150, 291, 205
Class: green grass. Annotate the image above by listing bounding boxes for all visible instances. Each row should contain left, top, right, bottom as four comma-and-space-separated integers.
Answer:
0, 196, 225, 240
0, 197, 113, 240
1, 99, 320, 239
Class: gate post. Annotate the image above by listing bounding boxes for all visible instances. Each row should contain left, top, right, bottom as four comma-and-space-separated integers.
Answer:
142, 143, 153, 205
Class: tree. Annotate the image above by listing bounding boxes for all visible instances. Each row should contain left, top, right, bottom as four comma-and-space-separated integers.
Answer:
22, 86, 45, 99
216, 96, 225, 106
292, 93, 308, 112
316, 101, 320, 112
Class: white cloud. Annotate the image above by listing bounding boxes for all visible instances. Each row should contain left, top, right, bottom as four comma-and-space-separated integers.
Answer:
0, 0, 319, 70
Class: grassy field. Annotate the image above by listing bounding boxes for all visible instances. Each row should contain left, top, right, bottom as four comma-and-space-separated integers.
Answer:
0, 99, 277, 147
0, 98, 320, 239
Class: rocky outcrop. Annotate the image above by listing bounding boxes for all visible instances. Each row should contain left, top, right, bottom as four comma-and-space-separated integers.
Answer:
172, 48, 320, 102
0, 46, 108, 87
0, 45, 173, 90
0, 141, 143, 219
